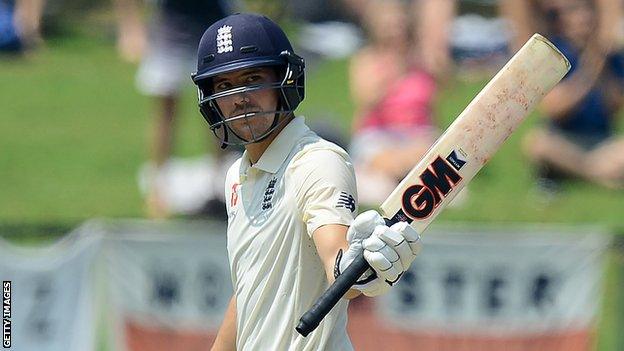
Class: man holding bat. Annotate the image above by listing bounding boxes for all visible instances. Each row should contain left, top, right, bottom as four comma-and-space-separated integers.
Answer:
192, 13, 421, 351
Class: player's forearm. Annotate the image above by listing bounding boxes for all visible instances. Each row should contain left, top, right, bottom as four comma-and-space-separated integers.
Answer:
320, 260, 361, 299
211, 296, 237, 351
322, 254, 361, 299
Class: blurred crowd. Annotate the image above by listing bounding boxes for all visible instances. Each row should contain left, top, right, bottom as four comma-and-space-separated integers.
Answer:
0, 0, 43, 51
3, 0, 624, 218
504, 0, 624, 194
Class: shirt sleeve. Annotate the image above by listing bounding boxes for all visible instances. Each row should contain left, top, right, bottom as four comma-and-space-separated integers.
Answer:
290, 147, 359, 237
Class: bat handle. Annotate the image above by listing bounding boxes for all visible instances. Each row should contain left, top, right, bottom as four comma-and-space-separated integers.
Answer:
296, 217, 397, 337
295, 255, 369, 336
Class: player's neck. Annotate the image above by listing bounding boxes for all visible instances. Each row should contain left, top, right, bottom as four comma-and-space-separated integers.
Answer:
245, 114, 294, 164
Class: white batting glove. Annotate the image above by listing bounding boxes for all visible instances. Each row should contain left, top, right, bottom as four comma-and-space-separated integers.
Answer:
334, 210, 422, 297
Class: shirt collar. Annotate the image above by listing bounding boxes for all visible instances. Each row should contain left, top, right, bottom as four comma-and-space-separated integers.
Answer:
239, 116, 309, 179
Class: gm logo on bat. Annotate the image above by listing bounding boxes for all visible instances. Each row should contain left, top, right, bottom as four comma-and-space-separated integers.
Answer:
402, 150, 466, 220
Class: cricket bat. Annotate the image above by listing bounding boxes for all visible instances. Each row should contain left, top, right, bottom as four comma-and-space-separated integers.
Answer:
296, 33, 570, 337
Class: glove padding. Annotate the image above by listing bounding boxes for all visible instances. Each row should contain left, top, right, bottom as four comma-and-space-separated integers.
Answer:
335, 210, 422, 297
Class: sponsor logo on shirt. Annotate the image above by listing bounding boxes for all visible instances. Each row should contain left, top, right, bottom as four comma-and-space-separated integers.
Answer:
336, 192, 356, 213
231, 183, 240, 207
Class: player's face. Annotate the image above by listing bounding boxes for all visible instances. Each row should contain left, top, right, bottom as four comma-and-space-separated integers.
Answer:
212, 67, 280, 142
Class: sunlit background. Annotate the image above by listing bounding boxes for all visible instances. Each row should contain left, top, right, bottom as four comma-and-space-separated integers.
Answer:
1, 0, 623, 350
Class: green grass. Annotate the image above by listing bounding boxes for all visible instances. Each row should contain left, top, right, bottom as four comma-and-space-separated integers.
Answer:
1, 34, 217, 223
1, 30, 623, 350
2, 35, 145, 222
2, 34, 623, 227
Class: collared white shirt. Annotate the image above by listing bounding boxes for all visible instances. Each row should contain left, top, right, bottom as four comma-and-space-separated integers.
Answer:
224, 116, 358, 351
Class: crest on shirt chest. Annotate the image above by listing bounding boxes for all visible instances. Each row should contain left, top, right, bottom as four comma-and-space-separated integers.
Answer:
248, 175, 283, 227
262, 177, 278, 211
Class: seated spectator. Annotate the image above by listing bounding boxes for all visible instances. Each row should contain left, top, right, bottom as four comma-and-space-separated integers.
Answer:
520, 0, 624, 191
349, 0, 438, 205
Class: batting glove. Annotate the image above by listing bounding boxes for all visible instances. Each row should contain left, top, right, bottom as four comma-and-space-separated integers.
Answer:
334, 210, 422, 297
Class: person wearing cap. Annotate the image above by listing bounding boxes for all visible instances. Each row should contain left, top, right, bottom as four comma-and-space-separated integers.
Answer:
191, 13, 422, 350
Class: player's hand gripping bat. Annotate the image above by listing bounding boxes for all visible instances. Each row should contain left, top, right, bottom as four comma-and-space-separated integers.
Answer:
296, 33, 571, 337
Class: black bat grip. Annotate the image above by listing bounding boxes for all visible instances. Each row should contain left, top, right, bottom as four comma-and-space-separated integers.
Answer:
296, 217, 397, 337
295, 255, 369, 336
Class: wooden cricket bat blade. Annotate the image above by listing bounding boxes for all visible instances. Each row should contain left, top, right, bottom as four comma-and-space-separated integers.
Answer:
296, 33, 570, 337
380, 33, 570, 231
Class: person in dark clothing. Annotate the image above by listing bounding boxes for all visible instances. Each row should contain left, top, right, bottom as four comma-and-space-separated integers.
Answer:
516, 0, 624, 190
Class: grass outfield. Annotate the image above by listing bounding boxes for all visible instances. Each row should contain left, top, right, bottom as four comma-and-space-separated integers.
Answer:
1, 32, 623, 349
2, 33, 623, 228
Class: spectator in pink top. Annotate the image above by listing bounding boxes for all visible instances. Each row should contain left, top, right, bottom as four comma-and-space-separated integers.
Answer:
349, 0, 439, 205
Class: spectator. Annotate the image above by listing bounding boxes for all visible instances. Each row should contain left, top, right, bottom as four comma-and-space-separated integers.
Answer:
506, 0, 624, 190
14, 0, 44, 49
348, 0, 439, 205
113, 0, 146, 63
0, 0, 22, 52
0, 0, 44, 53
414, 0, 456, 81
115, 0, 233, 218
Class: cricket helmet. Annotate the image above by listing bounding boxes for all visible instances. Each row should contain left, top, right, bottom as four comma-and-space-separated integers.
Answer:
191, 13, 305, 146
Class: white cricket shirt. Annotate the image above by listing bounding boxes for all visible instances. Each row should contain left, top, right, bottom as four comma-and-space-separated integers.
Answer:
224, 117, 358, 351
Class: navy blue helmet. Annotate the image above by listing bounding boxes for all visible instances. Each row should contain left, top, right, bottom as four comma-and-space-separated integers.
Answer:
191, 13, 305, 146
